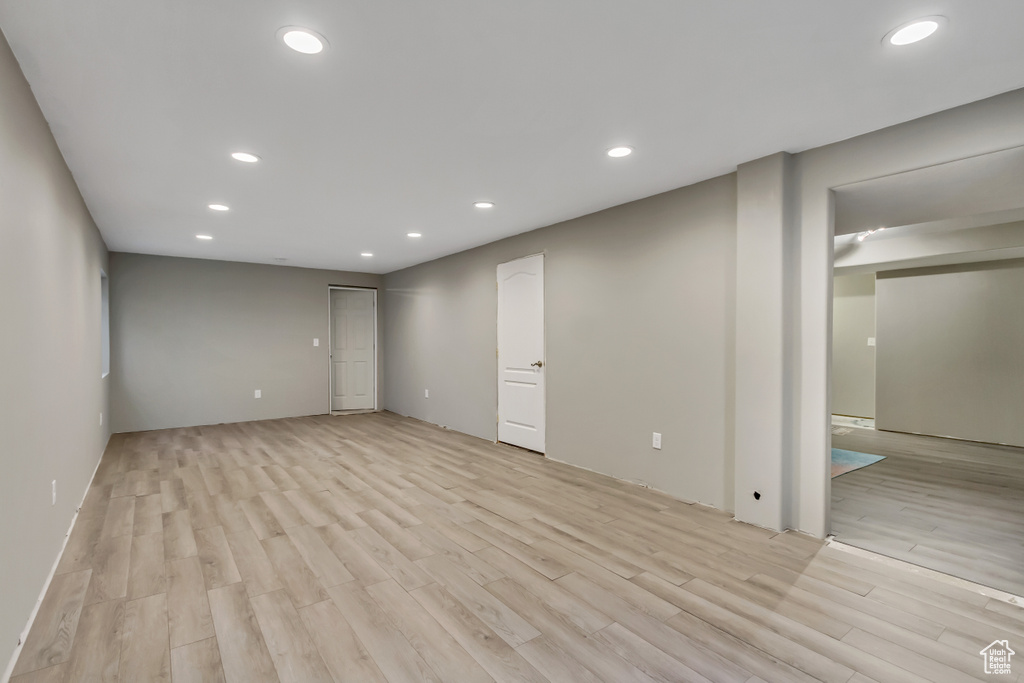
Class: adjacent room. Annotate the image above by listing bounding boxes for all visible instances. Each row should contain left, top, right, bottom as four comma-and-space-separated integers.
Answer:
3, 3, 1024, 682
829, 149, 1024, 595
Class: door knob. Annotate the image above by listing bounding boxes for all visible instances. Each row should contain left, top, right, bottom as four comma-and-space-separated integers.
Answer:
531, 361, 543, 368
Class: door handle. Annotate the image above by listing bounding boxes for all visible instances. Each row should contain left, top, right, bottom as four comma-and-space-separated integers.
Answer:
531, 361, 543, 368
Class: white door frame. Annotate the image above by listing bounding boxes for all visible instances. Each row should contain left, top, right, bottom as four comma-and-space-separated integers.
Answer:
328, 286, 378, 412
496, 252, 547, 450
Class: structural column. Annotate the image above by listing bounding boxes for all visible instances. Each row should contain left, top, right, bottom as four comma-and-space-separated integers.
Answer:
733, 152, 799, 532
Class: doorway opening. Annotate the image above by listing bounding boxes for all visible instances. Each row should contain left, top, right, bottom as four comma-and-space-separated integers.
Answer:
329, 286, 377, 413
828, 147, 1024, 596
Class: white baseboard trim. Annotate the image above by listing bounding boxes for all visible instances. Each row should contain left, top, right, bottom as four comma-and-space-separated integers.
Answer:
2, 435, 110, 683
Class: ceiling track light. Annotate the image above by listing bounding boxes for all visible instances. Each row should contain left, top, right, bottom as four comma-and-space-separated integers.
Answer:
856, 227, 886, 242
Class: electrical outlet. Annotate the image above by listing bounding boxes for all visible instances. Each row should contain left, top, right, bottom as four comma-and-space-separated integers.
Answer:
313, 338, 319, 347
424, 389, 429, 398
254, 389, 262, 399
867, 337, 876, 347
52, 480, 56, 506
652, 432, 662, 449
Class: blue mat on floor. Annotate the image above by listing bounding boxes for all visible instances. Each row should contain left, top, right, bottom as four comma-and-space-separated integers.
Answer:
831, 448, 885, 478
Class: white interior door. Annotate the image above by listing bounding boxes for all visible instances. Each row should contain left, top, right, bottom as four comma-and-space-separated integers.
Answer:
330, 288, 375, 411
497, 254, 545, 452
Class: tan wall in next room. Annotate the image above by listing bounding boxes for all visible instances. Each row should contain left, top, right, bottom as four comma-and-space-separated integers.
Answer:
876, 259, 1024, 447
832, 273, 876, 419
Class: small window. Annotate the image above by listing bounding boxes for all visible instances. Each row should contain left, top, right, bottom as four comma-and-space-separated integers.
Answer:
101, 271, 110, 378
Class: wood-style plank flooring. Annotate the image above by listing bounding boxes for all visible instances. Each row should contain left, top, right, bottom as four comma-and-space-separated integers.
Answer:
12, 412, 1024, 682
832, 428, 1024, 596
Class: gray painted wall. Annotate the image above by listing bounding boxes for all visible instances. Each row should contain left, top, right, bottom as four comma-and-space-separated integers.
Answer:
876, 260, 1024, 447
384, 175, 737, 511
110, 253, 381, 433
832, 274, 876, 418
0, 32, 110, 671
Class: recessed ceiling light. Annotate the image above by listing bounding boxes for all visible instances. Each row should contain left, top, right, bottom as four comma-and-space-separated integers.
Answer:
607, 146, 633, 158
407, 232, 422, 238
361, 252, 373, 257
196, 234, 213, 240
208, 204, 230, 211
279, 27, 327, 54
885, 17, 944, 46
474, 201, 494, 209
231, 152, 260, 163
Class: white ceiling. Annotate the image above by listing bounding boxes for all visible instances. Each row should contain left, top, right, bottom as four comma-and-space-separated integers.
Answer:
834, 146, 1024, 236
3, 1, 1024, 274
833, 145, 1024, 273
834, 217, 1024, 275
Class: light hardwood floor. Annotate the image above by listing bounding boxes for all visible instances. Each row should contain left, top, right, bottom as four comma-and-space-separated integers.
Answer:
832, 427, 1024, 597
11, 412, 1024, 682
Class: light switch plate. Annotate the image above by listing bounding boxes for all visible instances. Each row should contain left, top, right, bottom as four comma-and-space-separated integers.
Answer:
652, 432, 662, 449
254, 389, 262, 399
867, 337, 876, 347
313, 338, 319, 347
